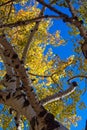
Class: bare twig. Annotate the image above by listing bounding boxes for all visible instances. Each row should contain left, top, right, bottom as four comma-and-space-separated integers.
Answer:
67, 75, 87, 84
29, 72, 51, 78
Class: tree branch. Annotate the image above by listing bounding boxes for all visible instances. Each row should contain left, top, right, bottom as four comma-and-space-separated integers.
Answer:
29, 72, 51, 78
0, 89, 36, 120
0, 0, 16, 7
21, 6, 45, 64
41, 82, 77, 106
0, 88, 68, 130
37, 0, 87, 40
0, 15, 62, 28
67, 75, 87, 84
6, 2, 13, 22
0, 35, 46, 115
65, 0, 77, 17
36, 0, 69, 17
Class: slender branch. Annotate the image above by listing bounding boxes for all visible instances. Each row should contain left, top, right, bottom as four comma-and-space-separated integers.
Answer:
0, 15, 62, 28
41, 83, 77, 106
37, 0, 87, 41
65, 0, 77, 17
21, 6, 45, 64
0, 0, 16, 7
7, 2, 13, 22
67, 75, 87, 84
36, 0, 70, 17
29, 72, 51, 78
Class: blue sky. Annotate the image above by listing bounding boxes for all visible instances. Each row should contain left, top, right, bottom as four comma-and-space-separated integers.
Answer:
46, 5, 87, 130
0, 1, 87, 130
41, 3, 87, 130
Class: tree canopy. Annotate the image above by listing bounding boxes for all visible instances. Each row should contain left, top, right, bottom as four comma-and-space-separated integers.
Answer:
0, 0, 87, 130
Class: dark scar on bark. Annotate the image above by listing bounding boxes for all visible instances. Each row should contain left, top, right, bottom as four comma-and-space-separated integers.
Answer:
6, 93, 11, 100
15, 65, 19, 69
12, 54, 18, 59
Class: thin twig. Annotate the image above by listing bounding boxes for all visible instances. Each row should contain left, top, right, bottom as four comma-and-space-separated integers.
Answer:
67, 75, 87, 84
29, 72, 51, 78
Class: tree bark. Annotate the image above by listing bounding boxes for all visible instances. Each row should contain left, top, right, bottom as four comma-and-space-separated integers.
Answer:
0, 35, 68, 130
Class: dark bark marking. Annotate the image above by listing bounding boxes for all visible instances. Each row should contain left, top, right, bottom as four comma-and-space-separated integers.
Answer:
5, 74, 11, 81
12, 54, 18, 59
15, 93, 25, 100
6, 93, 11, 100
0, 95, 5, 101
30, 87, 33, 92
14, 116, 17, 120
0, 95, 3, 99
38, 108, 47, 117
12, 60, 14, 63
44, 113, 60, 130
44, 113, 54, 122
12, 92, 16, 97
4, 49, 10, 57
30, 117, 37, 130
9, 79, 16, 82
9, 108, 14, 114
46, 121, 60, 130
23, 99, 30, 107
23, 76, 26, 79
16, 87, 23, 91
30, 30, 33, 32
16, 123, 19, 127
15, 64, 19, 69
20, 60, 24, 64
41, 127, 45, 130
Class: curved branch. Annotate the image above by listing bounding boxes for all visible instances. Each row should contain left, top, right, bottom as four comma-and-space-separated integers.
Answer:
41, 83, 77, 106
